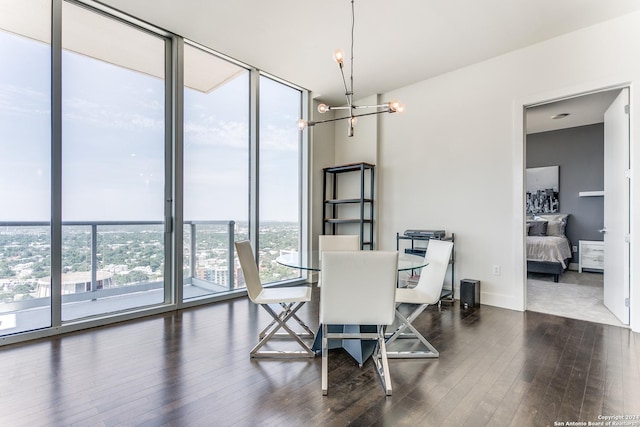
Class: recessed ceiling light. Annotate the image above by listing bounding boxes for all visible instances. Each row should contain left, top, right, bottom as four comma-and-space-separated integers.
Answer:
551, 113, 570, 119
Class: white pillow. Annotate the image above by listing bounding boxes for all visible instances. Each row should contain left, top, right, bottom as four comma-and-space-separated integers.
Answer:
534, 213, 568, 225
546, 219, 566, 236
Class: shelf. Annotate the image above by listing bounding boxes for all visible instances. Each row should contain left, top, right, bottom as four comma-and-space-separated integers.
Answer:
324, 198, 373, 204
440, 289, 454, 300
398, 234, 451, 241
404, 248, 427, 256
324, 218, 373, 224
323, 162, 375, 174
323, 162, 375, 249
579, 191, 604, 197
397, 232, 455, 302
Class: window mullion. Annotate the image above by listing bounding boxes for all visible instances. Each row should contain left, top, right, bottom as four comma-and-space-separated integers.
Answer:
51, 0, 63, 327
249, 69, 260, 260
171, 36, 184, 306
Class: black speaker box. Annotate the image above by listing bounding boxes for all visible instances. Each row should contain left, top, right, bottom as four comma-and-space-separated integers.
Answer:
460, 279, 480, 308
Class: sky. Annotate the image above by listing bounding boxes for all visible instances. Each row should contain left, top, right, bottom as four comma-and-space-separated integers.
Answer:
0, 26, 301, 223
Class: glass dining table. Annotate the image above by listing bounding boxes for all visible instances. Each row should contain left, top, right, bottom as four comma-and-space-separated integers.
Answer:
275, 250, 427, 365
276, 251, 427, 272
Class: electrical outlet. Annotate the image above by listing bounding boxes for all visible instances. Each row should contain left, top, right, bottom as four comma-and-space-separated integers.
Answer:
492, 265, 501, 276
572, 245, 578, 253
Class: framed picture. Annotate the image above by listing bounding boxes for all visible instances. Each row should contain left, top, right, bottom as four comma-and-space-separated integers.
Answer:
526, 165, 559, 215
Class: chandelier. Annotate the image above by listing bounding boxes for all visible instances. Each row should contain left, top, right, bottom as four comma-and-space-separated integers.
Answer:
296, 0, 404, 137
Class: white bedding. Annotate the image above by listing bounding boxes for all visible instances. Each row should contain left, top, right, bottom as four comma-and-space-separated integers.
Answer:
526, 235, 572, 268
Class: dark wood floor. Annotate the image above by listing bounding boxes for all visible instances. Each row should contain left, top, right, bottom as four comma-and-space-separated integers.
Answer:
1, 287, 639, 427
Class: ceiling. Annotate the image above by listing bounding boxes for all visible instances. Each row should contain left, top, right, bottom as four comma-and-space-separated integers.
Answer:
0, 0, 620, 133
98, 0, 640, 108
526, 89, 622, 134
4, 1, 635, 133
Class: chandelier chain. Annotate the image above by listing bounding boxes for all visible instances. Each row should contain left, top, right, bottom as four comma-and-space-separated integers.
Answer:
350, 0, 355, 100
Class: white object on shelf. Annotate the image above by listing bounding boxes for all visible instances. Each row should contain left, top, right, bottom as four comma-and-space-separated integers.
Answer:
578, 191, 604, 197
578, 240, 604, 273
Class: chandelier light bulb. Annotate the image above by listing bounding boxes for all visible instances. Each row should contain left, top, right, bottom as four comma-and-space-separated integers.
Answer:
388, 100, 405, 113
318, 103, 330, 113
333, 49, 344, 65
296, 119, 308, 130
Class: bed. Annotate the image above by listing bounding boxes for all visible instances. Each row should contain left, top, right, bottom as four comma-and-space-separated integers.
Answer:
526, 213, 572, 282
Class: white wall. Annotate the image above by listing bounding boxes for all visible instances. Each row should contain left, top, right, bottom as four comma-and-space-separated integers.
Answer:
310, 99, 336, 249
334, 94, 379, 166
323, 12, 640, 331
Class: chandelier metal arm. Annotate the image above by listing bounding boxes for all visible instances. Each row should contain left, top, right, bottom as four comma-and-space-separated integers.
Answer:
354, 104, 392, 109
338, 64, 353, 108
307, 108, 393, 127
323, 104, 392, 111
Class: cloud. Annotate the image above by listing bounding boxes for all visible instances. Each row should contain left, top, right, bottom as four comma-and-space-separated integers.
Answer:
62, 96, 163, 131
184, 119, 298, 153
185, 167, 247, 185
184, 119, 249, 149
0, 83, 49, 115
260, 124, 299, 152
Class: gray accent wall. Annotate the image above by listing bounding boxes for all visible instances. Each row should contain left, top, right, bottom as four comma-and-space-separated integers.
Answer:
526, 123, 604, 263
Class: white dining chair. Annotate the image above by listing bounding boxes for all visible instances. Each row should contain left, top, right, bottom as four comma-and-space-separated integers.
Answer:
318, 234, 360, 256
235, 240, 314, 358
317, 235, 360, 288
385, 239, 453, 358
320, 250, 398, 396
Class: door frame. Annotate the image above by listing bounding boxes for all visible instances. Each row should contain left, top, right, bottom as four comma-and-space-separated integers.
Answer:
514, 82, 632, 324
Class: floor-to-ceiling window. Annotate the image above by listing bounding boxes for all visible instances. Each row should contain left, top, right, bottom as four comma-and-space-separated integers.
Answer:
60, 2, 167, 320
183, 43, 249, 299
0, 0, 52, 334
258, 76, 302, 284
0, 1, 308, 343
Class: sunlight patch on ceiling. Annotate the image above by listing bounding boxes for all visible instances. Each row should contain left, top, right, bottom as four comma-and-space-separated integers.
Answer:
0, 0, 243, 93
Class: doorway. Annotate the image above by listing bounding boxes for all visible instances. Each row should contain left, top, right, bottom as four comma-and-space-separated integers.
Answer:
524, 88, 630, 327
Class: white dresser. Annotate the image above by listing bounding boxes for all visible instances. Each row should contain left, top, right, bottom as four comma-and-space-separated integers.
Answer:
578, 240, 604, 273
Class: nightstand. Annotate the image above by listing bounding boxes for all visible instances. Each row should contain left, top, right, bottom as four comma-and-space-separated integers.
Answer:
578, 240, 604, 273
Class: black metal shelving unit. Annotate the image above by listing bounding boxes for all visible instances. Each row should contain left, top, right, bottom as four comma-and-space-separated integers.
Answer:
396, 232, 455, 302
322, 162, 375, 249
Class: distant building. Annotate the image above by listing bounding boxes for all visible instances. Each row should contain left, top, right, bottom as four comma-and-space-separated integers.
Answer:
204, 267, 228, 287
36, 271, 114, 297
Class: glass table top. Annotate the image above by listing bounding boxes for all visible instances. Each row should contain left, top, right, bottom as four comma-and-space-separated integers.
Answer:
275, 251, 427, 272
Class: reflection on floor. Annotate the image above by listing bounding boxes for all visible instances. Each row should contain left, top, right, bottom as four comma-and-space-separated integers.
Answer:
1, 284, 220, 336
527, 270, 626, 328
